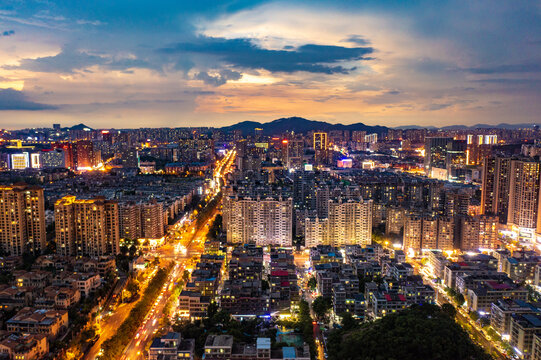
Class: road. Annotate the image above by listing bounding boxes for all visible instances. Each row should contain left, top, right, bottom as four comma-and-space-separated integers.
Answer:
120, 262, 186, 359
298, 265, 326, 360
120, 149, 235, 360
84, 149, 236, 360
84, 274, 153, 360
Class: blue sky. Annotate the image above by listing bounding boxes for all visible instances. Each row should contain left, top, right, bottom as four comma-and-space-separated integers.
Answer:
0, 0, 540, 128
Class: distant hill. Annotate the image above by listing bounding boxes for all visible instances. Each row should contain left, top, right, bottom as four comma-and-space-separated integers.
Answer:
397, 123, 541, 130
220, 117, 388, 136
64, 123, 94, 131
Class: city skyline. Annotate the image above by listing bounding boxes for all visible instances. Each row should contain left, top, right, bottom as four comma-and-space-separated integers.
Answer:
0, 1, 540, 128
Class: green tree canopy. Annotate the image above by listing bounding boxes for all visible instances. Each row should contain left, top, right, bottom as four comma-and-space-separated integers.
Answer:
327, 304, 492, 360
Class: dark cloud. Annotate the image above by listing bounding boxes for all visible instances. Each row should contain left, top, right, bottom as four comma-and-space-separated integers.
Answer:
161, 36, 373, 74
5, 45, 153, 73
195, 69, 242, 86
342, 35, 370, 45
472, 78, 541, 85
465, 63, 541, 74
424, 103, 453, 111
1, 30, 15, 36
0, 88, 57, 110
5, 46, 106, 73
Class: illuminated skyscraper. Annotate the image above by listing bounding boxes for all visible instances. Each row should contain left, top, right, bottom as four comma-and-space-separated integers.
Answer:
55, 196, 120, 257
481, 156, 512, 223
507, 159, 541, 235
313, 132, 328, 165
0, 184, 46, 256
424, 137, 453, 178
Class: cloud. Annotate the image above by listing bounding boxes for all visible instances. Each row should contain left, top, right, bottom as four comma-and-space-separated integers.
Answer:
1, 30, 14, 37
161, 36, 373, 74
195, 69, 242, 86
0, 88, 57, 110
6, 46, 107, 73
465, 63, 541, 74
5, 46, 153, 73
342, 35, 370, 45
424, 103, 452, 111
472, 78, 541, 85
76, 19, 105, 26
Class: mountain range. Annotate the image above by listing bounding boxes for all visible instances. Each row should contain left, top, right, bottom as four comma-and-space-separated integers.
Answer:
219, 117, 388, 136
65, 118, 540, 133
220, 117, 541, 135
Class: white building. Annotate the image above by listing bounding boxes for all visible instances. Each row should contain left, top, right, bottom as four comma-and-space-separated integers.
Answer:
304, 198, 372, 248
224, 196, 293, 246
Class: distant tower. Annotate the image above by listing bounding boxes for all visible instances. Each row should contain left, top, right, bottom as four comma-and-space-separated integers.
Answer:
313, 132, 328, 165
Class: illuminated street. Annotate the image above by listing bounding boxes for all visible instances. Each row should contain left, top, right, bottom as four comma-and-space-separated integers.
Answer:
116, 149, 235, 360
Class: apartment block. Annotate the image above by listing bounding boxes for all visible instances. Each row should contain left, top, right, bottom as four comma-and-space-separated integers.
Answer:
0, 184, 46, 256
55, 196, 120, 257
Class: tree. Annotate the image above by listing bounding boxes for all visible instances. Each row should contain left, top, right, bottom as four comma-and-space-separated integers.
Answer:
128, 244, 137, 258
327, 304, 492, 360
261, 280, 270, 292
312, 296, 332, 319
339, 312, 358, 331
126, 278, 140, 296
182, 270, 191, 284
307, 276, 317, 291
441, 303, 457, 318
455, 293, 465, 307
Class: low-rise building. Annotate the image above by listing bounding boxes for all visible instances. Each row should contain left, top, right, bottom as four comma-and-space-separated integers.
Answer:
510, 313, 541, 359
178, 290, 210, 321
0, 333, 48, 360
369, 292, 407, 319
148, 332, 195, 360
0, 285, 33, 310
467, 281, 528, 312
52, 272, 101, 296
204, 335, 233, 360
35, 286, 81, 309
491, 299, 540, 337
7, 307, 68, 340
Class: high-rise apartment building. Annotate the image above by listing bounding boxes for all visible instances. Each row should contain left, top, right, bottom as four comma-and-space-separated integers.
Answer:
459, 215, 498, 251
386, 207, 405, 235
403, 214, 456, 254
55, 196, 120, 257
305, 199, 372, 248
507, 159, 541, 233
327, 199, 373, 247
304, 217, 329, 248
74, 140, 101, 169
481, 156, 512, 223
141, 201, 165, 239
403, 214, 423, 253
286, 137, 304, 169
119, 202, 142, 240
223, 196, 292, 246
0, 184, 46, 256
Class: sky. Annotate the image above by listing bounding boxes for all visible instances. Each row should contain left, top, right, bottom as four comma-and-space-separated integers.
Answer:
0, 0, 540, 129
